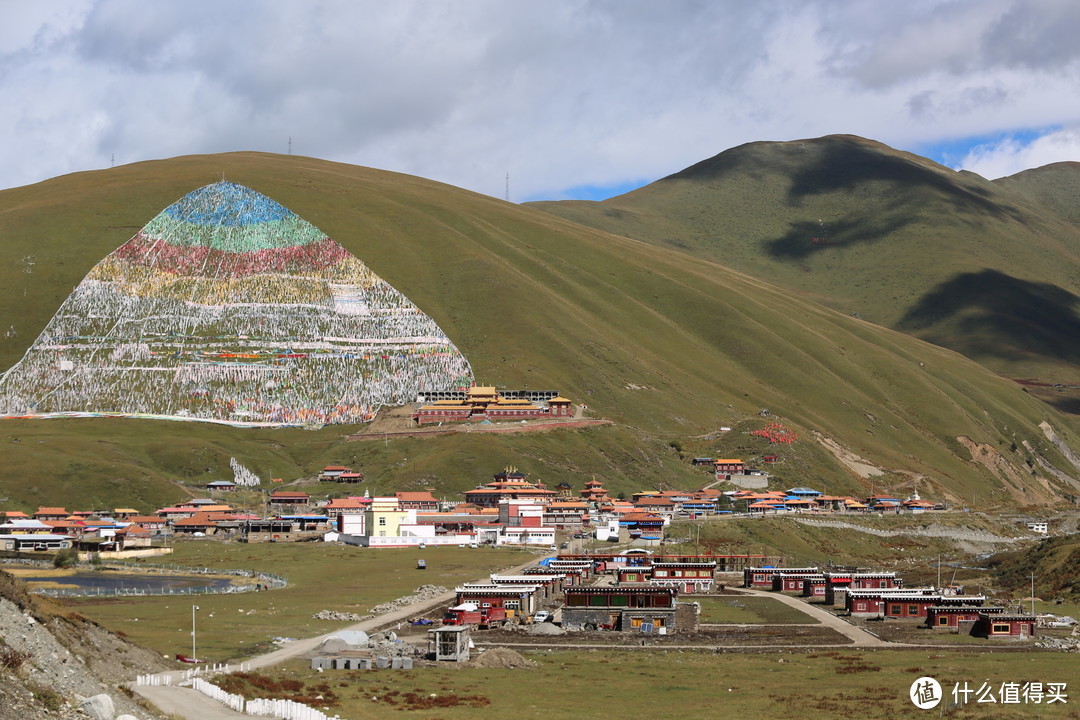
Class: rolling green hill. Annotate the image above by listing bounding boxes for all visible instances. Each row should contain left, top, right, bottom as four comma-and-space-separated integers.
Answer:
528, 135, 1080, 391
1, 151, 1079, 512
995, 161, 1080, 230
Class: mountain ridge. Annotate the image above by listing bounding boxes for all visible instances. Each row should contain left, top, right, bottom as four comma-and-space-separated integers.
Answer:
528, 134, 1080, 391
1, 150, 1078, 510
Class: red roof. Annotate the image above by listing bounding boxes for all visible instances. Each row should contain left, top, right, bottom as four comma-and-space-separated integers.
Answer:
621, 512, 665, 522
325, 498, 368, 509
396, 491, 438, 502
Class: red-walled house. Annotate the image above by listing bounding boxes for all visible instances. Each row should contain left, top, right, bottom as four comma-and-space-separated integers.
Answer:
543, 501, 590, 529
824, 571, 901, 605
548, 396, 573, 417
617, 565, 653, 583
269, 491, 309, 507
846, 588, 939, 618
714, 459, 745, 477
773, 571, 825, 593
926, 605, 1005, 630
802, 577, 828, 598
490, 573, 564, 600
454, 584, 542, 617
743, 566, 819, 589
848, 590, 984, 619
651, 561, 717, 593
396, 491, 439, 511
125, 515, 169, 534
561, 586, 680, 632
324, 497, 371, 518
319, 465, 353, 481
974, 612, 1037, 639
544, 560, 592, 584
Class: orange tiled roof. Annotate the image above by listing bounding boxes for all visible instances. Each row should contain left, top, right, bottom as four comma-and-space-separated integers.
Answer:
396, 492, 438, 502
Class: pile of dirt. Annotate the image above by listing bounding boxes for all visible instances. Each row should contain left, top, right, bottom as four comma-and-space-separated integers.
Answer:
465, 647, 537, 669
527, 622, 566, 636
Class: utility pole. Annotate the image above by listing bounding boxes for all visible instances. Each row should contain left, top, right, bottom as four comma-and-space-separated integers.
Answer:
191, 604, 199, 659
288, 136, 292, 155
505, 172, 510, 202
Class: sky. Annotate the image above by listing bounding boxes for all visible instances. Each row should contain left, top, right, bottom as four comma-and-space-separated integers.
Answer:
2, 0, 1080, 202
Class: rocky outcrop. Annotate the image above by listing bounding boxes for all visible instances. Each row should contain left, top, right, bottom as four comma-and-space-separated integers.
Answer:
0, 570, 164, 720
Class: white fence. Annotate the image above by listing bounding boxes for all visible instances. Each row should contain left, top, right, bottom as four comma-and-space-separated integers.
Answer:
189, 678, 341, 720
135, 662, 249, 687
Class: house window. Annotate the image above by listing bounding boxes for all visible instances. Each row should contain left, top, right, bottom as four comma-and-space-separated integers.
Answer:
630, 617, 643, 628
588, 594, 608, 607
378, 517, 386, 526
857, 602, 867, 611
937, 616, 949, 626
907, 605, 920, 616
653, 617, 666, 627
505, 600, 519, 609
889, 604, 902, 615
992, 623, 1011, 634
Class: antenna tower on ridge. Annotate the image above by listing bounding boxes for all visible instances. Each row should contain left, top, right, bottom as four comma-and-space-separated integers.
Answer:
505, 172, 510, 202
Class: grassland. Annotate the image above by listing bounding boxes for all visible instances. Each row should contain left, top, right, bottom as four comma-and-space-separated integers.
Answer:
54, 540, 532, 661
529, 135, 1080, 390
2, 151, 1080, 512
697, 595, 817, 624
223, 649, 1080, 720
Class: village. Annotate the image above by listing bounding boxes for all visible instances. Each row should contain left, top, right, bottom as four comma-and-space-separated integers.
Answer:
3, 457, 1053, 555
2, 451, 1077, 720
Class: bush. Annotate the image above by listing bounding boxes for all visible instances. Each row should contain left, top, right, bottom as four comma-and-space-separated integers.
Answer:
29, 683, 63, 712
0, 646, 31, 672
53, 548, 79, 568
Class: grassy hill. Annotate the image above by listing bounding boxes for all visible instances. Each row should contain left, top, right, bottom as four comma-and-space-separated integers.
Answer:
995, 161, 1080, 230
528, 135, 1080, 390
1, 151, 1079, 511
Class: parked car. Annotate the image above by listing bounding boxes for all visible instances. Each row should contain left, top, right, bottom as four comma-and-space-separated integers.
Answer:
533, 611, 552, 623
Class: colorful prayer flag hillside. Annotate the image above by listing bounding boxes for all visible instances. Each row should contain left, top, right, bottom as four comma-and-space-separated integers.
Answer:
0, 181, 473, 427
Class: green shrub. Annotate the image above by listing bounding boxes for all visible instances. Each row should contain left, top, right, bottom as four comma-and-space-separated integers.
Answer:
52, 547, 79, 568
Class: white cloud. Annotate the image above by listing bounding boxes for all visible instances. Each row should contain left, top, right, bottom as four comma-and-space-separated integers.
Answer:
2, 0, 1080, 199
957, 127, 1080, 179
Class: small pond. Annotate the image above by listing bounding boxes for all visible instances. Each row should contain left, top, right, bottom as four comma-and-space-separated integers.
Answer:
19, 571, 238, 593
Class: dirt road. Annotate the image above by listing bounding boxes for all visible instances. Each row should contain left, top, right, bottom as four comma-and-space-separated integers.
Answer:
131, 552, 548, 718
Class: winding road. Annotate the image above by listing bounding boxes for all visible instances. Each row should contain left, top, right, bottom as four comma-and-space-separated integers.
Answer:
131, 553, 548, 719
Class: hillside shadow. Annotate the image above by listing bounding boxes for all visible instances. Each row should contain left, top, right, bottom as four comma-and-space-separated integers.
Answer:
766, 215, 912, 260
786, 141, 1020, 221
898, 270, 1080, 364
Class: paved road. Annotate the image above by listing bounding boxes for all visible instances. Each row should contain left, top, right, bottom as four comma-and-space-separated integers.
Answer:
132, 552, 549, 719
134, 684, 254, 720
